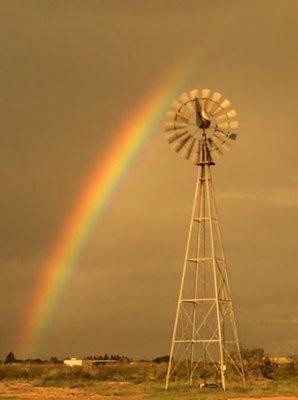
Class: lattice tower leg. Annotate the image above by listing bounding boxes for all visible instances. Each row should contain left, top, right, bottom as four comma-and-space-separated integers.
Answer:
165, 164, 245, 390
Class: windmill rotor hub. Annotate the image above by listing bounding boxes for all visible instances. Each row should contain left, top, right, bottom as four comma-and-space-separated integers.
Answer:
187, 113, 213, 139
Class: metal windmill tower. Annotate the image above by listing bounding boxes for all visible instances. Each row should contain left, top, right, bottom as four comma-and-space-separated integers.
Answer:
164, 89, 245, 390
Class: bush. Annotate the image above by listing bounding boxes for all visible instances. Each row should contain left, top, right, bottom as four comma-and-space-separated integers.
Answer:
152, 355, 169, 364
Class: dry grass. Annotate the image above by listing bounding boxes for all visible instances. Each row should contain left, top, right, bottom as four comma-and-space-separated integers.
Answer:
0, 362, 296, 400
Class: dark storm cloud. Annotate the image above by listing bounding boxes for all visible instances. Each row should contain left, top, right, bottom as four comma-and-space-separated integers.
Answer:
0, 0, 297, 358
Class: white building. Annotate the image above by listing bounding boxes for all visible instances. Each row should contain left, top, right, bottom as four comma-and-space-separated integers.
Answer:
64, 358, 83, 367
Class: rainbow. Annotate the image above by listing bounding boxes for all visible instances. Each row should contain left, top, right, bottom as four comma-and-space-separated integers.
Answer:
21, 64, 195, 357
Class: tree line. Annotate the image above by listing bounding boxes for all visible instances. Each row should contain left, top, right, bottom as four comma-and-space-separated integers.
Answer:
3, 352, 132, 364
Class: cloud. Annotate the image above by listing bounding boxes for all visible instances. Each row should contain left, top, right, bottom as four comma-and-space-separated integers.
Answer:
218, 189, 298, 207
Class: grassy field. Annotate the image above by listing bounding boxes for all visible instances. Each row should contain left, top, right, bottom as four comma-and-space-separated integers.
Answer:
0, 362, 296, 399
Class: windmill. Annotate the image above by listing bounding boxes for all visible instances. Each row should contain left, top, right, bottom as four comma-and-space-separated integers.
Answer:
164, 89, 245, 390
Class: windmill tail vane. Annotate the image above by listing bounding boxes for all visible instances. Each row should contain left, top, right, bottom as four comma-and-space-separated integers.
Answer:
164, 88, 245, 390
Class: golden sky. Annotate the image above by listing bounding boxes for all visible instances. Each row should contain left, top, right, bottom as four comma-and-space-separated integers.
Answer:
0, 0, 297, 359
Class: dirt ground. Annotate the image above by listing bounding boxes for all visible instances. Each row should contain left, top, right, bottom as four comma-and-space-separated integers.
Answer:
0, 382, 102, 400
0, 382, 297, 400
231, 398, 298, 400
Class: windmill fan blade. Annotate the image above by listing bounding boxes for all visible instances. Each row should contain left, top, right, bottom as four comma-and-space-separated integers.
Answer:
172, 134, 191, 153
227, 109, 237, 119
207, 137, 216, 151
212, 92, 222, 103
166, 110, 176, 119
221, 141, 232, 152
179, 92, 191, 104
230, 121, 239, 129
166, 130, 188, 143
201, 88, 211, 98
179, 92, 195, 114
217, 120, 240, 130
165, 122, 188, 131
207, 142, 221, 160
166, 111, 188, 123
208, 138, 224, 158
213, 98, 232, 116
213, 130, 229, 142
205, 92, 215, 114
172, 100, 193, 118
171, 100, 190, 118
215, 113, 228, 123
213, 132, 227, 144
212, 134, 232, 152
213, 108, 224, 116
200, 88, 211, 113
216, 121, 229, 130
211, 134, 223, 148
172, 100, 182, 110
216, 120, 239, 130
213, 135, 231, 150
183, 137, 195, 160
215, 111, 237, 124
220, 99, 231, 109
208, 92, 222, 115
190, 89, 199, 99
186, 102, 195, 113
166, 130, 188, 144
180, 105, 193, 118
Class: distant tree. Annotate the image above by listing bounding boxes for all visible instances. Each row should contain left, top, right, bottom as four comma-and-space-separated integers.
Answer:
238, 345, 278, 378
26, 358, 42, 364
5, 351, 16, 364
260, 356, 275, 379
240, 346, 265, 363
273, 360, 297, 379
83, 353, 132, 362
50, 356, 60, 364
152, 355, 170, 364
